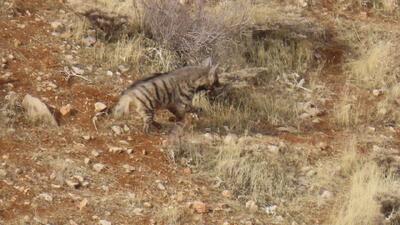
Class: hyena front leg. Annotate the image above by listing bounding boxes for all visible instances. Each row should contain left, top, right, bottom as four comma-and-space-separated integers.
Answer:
137, 107, 161, 133
167, 104, 186, 122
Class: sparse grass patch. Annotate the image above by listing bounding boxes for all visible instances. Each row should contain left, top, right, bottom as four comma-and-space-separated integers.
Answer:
157, 205, 192, 225
332, 162, 399, 225
194, 87, 300, 132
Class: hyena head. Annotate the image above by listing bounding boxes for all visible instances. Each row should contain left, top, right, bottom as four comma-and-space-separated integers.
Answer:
196, 57, 220, 91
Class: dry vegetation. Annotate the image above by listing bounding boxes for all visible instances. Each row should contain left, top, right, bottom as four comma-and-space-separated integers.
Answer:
1, 0, 400, 224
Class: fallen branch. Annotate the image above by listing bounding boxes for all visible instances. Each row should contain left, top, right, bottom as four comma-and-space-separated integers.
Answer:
62, 67, 92, 83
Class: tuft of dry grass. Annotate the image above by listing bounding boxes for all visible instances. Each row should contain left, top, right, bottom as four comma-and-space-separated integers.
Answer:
332, 162, 399, 225
157, 205, 192, 225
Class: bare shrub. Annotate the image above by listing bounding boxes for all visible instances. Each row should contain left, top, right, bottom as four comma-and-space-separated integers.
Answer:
141, 0, 252, 64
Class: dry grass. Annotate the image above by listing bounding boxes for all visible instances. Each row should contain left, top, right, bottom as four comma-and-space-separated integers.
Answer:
157, 205, 192, 225
332, 162, 399, 225
194, 88, 300, 132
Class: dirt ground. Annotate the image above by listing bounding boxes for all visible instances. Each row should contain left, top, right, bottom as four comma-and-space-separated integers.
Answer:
1, 0, 400, 225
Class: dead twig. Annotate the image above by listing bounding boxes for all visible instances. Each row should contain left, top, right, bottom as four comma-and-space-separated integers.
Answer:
62, 67, 92, 83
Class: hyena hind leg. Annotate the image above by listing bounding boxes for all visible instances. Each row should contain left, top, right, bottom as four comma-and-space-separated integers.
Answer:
138, 108, 161, 133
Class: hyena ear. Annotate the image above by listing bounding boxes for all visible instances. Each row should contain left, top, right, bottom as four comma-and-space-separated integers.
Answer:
201, 57, 212, 68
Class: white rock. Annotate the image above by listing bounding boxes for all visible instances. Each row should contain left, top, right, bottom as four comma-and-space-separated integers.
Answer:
0, 169, 7, 178
122, 164, 135, 173
320, 190, 333, 199
372, 89, 383, 97
109, 146, 124, 153
118, 65, 129, 73
267, 145, 280, 154
123, 124, 130, 132
367, 126, 376, 132
22, 94, 58, 126
245, 200, 258, 212
133, 208, 144, 215
264, 205, 277, 215
111, 126, 123, 135
60, 104, 72, 116
94, 102, 107, 112
50, 21, 64, 32
93, 163, 105, 172
38, 193, 53, 202
143, 202, 152, 208
65, 179, 80, 188
83, 36, 96, 47
91, 150, 100, 157
84, 158, 91, 165
106, 71, 113, 76
71, 66, 84, 75
157, 182, 166, 191
99, 220, 112, 225
192, 201, 207, 214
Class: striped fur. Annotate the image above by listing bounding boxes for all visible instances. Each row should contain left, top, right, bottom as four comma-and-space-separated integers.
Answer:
114, 60, 219, 133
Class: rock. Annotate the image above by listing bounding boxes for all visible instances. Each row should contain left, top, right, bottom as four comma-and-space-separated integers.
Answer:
65, 179, 80, 189
82, 135, 91, 141
8, 54, 15, 60
60, 104, 72, 116
122, 164, 135, 173
368, 126, 376, 132
118, 65, 129, 73
192, 201, 207, 214
317, 142, 329, 150
320, 190, 333, 199
111, 126, 123, 135
133, 208, 144, 215
264, 205, 277, 215
71, 66, 84, 75
224, 133, 238, 145
91, 150, 100, 157
99, 220, 112, 225
123, 124, 130, 132
143, 202, 152, 208
22, 94, 58, 126
0, 169, 7, 178
298, 0, 307, 7
106, 71, 113, 76
84, 158, 91, 165
82, 36, 96, 47
93, 163, 105, 172
267, 145, 280, 154
221, 190, 232, 198
38, 193, 53, 202
94, 102, 107, 112
245, 200, 258, 212
50, 21, 64, 32
306, 170, 317, 177
109, 146, 124, 153
372, 89, 383, 97
299, 112, 311, 120
157, 182, 166, 191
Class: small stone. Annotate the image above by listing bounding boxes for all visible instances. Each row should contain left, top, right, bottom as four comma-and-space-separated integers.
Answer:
123, 124, 130, 132
267, 145, 280, 154
82, 135, 91, 140
93, 163, 105, 172
320, 190, 333, 199
8, 54, 15, 60
99, 220, 111, 225
192, 201, 207, 214
143, 202, 152, 208
133, 208, 143, 215
317, 142, 329, 150
94, 102, 107, 112
60, 104, 72, 116
106, 71, 113, 76
126, 149, 133, 154
91, 150, 100, 157
367, 126, 376, 132
111, 126, 123, 135
306, 170, 317, 177
264, 205, 277, 215
82, 36, 96, 47
122, 164, 135, 173
245, 200, 258, 212
372, 89, 383, 97
71, 66, 84, 75
65, 179, 80, 188
84, 158, 91, 165
221, 190, 232, 198
118, 65, 129, 73
50, 21, 64, 32
157, 182, 166, 191
0, 169, 7, 178
299, 112, 311, 120
109, 146, 124, 153
38, 193, 53, 202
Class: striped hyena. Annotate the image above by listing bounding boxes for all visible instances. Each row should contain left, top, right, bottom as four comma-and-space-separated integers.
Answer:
113, 58, 220, 133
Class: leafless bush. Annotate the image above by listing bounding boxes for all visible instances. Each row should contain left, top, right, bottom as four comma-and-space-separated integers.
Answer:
141, 0, 251, 63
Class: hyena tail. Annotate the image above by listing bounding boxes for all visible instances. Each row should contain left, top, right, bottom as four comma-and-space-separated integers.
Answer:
113, 94, 133, 118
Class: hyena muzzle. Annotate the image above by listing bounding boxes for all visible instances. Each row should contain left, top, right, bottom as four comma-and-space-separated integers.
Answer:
113, 58, 220, 133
